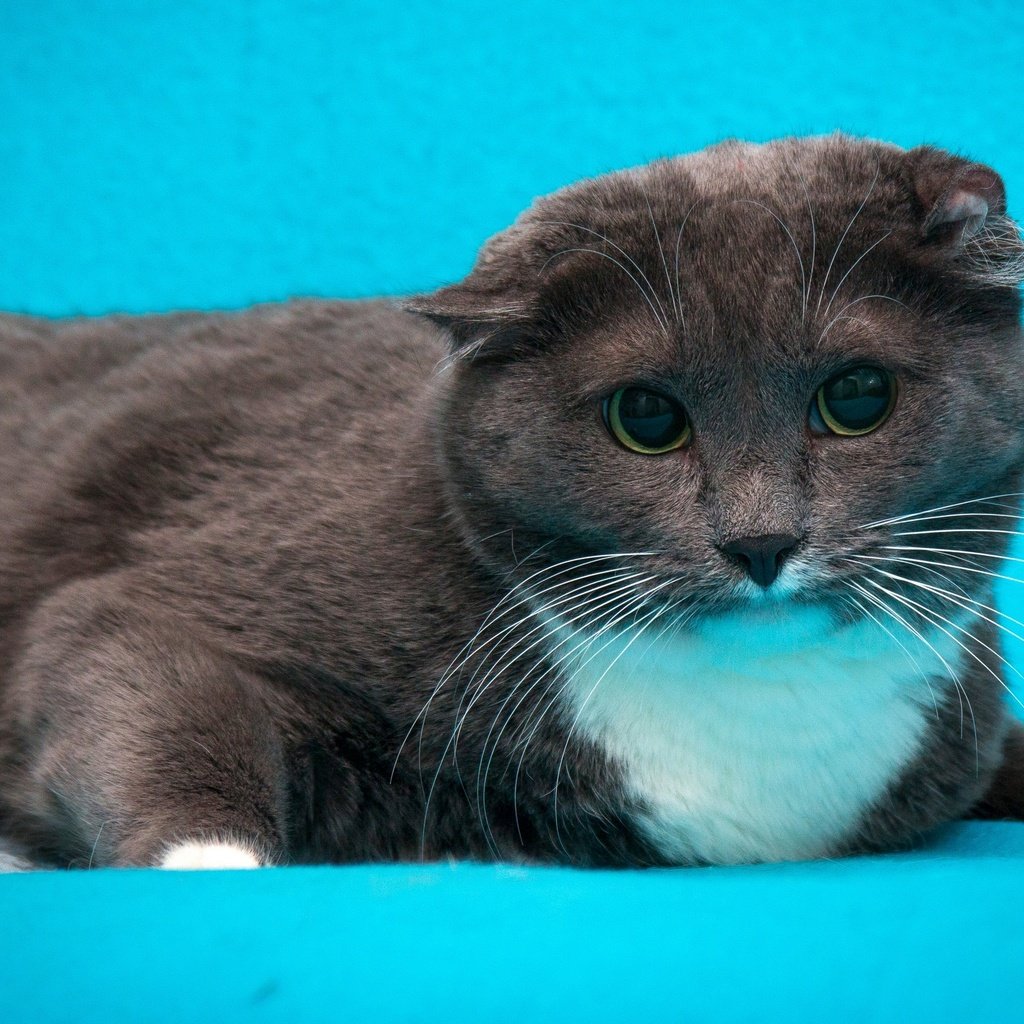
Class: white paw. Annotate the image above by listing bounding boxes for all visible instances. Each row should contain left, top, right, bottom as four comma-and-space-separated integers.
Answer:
160, 840, 264, 870
0, 852, 34, 873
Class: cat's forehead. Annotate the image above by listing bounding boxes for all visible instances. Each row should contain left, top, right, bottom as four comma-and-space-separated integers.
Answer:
522, 139, 917, 348
533, 136, 910, 246
540, 144, 913, 379
410, 134, 1020, 366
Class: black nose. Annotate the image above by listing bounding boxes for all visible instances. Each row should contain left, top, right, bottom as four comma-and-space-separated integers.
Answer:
719, 533, 801, 588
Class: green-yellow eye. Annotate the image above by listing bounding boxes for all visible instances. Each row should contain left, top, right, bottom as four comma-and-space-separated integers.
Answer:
603, 386, 691, 454
814, 366, 897, 436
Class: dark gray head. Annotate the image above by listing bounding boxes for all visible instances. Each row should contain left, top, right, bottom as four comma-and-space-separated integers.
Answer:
409, 135, 1024, 625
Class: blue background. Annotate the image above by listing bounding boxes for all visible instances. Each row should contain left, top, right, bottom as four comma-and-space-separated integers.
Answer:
2, 2, 1024, 1021
2, 0, 1023, 316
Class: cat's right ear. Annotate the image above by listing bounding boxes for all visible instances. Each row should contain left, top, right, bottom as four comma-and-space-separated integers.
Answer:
403, 282, 534, 357
404, 226, 544, 360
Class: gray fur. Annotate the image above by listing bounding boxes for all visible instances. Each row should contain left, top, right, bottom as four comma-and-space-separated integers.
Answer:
1, 134, 1022, 868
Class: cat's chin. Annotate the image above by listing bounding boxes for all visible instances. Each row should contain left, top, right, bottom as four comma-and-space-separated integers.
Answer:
686, 595, 844, 654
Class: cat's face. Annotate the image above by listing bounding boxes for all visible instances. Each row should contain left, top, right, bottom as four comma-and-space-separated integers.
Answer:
415, 136, 1024, 628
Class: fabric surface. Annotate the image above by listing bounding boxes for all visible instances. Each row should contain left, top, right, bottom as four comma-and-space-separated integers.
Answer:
2, 2, 1023, 1022
3, 823, 1024, 1023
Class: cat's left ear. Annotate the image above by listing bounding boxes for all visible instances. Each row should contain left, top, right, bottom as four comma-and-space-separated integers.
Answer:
908, 147, 1024, 287
908, 147, 1007, 247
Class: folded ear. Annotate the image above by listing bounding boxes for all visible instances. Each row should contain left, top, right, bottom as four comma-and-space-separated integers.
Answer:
908, 147, 1008, 243
907, 146, 1023, 286
404, 281, 535, 353
404, 225, 542, 357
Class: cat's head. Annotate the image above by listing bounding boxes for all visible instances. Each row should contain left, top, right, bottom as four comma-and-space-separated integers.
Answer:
409, 135, 1024, 630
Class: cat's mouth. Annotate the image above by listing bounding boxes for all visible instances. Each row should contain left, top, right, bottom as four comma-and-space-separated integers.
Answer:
583, 561, 848, 645
518, 538, 984, 651
679, 586, 847, 640
688, 599, 843, 652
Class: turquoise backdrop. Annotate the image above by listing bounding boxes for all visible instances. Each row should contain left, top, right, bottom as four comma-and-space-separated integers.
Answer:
1, 1, 1023, 1022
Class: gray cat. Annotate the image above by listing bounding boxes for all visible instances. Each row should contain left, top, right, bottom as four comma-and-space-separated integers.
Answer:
1, 134, 1022, 870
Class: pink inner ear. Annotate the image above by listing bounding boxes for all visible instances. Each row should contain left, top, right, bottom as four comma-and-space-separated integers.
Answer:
925, 164, 1005, 243
933, 189, 989, 233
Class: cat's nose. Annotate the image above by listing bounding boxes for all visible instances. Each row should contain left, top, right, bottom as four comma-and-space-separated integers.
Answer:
719, 533, 802, 588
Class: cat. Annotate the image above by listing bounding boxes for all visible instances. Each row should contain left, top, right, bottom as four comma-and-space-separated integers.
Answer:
1, 133, 1022, 871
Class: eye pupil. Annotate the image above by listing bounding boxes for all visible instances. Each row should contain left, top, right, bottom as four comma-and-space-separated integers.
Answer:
606, 387, 691, 454
618, 390, 675, 443
816, 366, 896, 436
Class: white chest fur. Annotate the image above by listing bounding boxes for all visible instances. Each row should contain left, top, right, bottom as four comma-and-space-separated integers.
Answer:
543, 601, 968, 864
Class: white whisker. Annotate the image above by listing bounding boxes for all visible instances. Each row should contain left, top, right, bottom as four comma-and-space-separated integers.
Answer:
862, 573, 1020, 721
673, 200, 700, 326
869, 554, 1024, 589
392, 552, 659, 781
794, 164, 817, 324
551, 589, 678, 856
891, 528, 1024, 539
492, 584, 674, 855
815, 163, 879, 318
841, 589, 939, 717
855, 560, 1024, 652
638, 181, 680, 322
883, 544, 1024, 568
446, 573, 656, 781
451, 573, 656, 770
874, 554, 976, 600
854, 577, 978, 749
820, 230, 893, 323
732, 198, 807, 323
479, 585, 678, 852
420, 566, 663, 856
862, 575, 1024, 720
538, 218, 672, 331
858, 492, 1024, 530
817, 314, 876, 344
541, 247, 670, 335
825, 293, 916, 321
449, 568, 651, 721
509, 579, 682, 848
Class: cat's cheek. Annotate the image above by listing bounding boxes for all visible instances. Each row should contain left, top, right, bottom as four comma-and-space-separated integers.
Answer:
159, 840, 266, 870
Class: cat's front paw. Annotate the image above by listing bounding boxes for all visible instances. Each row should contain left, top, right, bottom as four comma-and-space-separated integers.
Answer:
0, 848, 34, 873
160, 839, 265, 870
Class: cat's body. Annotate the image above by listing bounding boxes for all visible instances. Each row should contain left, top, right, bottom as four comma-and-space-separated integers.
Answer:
1, 134, 1022, 869
0, 300, 653, 867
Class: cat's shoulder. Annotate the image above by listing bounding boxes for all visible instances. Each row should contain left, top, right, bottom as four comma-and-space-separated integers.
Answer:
0, 298, 443, 381
0, 298, 444, 425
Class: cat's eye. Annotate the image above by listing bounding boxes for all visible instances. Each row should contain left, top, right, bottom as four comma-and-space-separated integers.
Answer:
812, 365, 897, 437
603, 386, 692, 454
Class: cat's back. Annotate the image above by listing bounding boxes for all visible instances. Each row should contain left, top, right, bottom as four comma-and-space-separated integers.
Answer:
0, 299, 446, 613
0, 299, 441, 469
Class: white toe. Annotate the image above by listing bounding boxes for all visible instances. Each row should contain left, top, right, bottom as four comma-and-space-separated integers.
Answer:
160, 840, 264, 870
